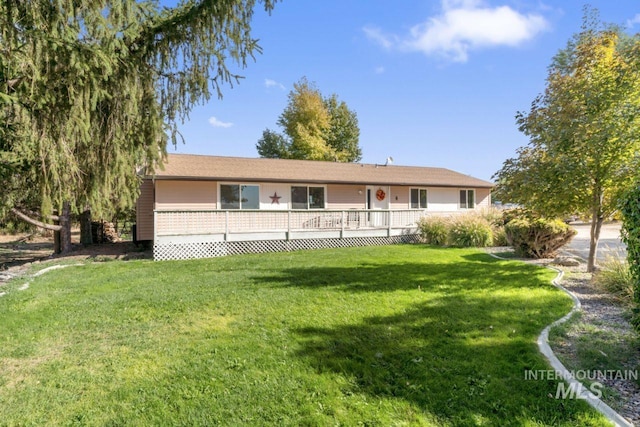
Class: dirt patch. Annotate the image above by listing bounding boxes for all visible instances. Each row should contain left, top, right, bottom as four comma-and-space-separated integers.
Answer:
0, 233, 55, 271
0, 232, 152, 280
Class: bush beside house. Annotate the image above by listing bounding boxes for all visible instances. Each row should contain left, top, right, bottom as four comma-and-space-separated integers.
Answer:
504, 217, 576, 259
417, 211, 496, 248
418, 209, 575, 256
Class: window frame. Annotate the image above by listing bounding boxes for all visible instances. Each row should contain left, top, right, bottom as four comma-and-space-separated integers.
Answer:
219, 183, 261, 210
459, 189, 476, 210
410, 188, 428, 209
290, 185, 326, 210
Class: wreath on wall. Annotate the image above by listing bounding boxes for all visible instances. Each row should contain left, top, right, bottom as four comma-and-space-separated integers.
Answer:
376, 188, 386, 201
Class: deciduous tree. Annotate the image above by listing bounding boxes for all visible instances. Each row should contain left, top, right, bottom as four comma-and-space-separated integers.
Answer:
324, 94, 362, 162
493, 10, 640, 272
256, 77, 362, 162
0, 0, 277, 252
256, 129, 291, 159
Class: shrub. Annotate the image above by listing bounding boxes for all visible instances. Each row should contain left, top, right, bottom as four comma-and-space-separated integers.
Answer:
491, 227, 509, 247
476, 208, 509, 246
504, 217, 576, 258
620, 182, 640, 328
501, 207, 536, 226
417, 216, 450, 246
448, 214, 493, 248
592, 255, 634, 303
478, 208, 504, 228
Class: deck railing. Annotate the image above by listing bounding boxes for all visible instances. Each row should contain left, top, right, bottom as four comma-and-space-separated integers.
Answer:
154, 209, 427, 239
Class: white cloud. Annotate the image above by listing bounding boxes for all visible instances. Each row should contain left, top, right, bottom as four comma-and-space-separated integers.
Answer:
265, 78, 286, 90
208, 116, 233, 128
627, 14, 640, 28
364, 0, 549, 63
363, 26, 395, 49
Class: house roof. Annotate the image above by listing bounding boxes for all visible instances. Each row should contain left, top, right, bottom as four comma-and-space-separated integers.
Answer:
147, 154, 494, 188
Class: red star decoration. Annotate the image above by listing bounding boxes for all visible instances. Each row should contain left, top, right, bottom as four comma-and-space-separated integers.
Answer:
269, 192, 281, 204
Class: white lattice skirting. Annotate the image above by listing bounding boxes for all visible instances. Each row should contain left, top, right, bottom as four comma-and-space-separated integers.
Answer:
154, 235, 421, 261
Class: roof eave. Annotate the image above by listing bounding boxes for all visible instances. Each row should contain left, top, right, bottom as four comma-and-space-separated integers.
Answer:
145, 175, 493, 188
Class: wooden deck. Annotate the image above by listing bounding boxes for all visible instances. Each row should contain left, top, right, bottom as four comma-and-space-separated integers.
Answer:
153, 209, 428, 260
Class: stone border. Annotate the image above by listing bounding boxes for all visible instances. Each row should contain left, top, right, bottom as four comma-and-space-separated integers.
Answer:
489, 253, 632, 427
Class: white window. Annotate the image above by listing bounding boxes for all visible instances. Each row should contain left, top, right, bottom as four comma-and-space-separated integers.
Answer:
291, 186, 325, 209
410, 188, 428, 209
220, 184, 260, 209
459, 189, 475, 209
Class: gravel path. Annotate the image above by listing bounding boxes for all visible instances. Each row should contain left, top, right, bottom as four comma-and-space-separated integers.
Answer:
487, 247, 640, 425
551, 265, 640, 426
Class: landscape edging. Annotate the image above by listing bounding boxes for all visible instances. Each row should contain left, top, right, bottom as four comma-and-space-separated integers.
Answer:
488, 252, 633, 427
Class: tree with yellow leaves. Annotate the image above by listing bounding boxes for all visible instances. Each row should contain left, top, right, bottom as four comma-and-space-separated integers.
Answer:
257, 77, 362, 162
493, 9, 640, 272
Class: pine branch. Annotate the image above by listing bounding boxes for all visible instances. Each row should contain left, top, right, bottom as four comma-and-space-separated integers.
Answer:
21, 208, 60, 222
10, 208, 62, 231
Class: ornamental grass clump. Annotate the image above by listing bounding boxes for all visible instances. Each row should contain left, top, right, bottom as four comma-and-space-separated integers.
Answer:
417, 216, 450, 246
504, 217, 576, 258
592, 254, 634, 303
491, 227, 509, 247
479, 208, 509, 246
448, 214, 493, 248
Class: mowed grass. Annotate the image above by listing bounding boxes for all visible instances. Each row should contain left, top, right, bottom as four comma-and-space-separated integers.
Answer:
0, 245, 608, 426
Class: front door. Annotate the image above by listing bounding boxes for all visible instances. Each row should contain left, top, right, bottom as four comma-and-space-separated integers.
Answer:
366, 186, 389, 226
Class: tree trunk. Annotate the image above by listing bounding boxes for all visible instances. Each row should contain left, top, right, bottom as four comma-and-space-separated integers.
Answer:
587, 212, 604, 273
54, 229, 61, 254
80, 210, 93, 246
58, 202, 72, 254
9, 206, 73, 254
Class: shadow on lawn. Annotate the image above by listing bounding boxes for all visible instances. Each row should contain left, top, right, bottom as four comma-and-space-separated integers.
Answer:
293, 298, 587, 425
257, 252, 548, 294
256, 252, 598, 424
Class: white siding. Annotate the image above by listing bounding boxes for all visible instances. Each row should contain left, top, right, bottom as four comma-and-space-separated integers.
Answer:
389, 186, 408, 210
427, 188, 459, 212
136, 179, 155, 241
476, 188, 491, 209
156, 180, 216, 210
260, 184, 289, 210
328, 184, 366, 209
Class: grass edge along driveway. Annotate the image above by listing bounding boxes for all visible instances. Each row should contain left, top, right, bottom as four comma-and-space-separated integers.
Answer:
0, 245, 608, 426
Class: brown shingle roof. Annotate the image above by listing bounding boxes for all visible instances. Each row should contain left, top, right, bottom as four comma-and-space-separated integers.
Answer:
148, 154, 493, 188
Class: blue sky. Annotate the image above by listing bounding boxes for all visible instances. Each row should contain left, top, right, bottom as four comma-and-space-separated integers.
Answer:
171, 1, 640, 182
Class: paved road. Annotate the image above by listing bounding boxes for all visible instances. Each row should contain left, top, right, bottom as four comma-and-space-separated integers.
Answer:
563, 222, 627, 262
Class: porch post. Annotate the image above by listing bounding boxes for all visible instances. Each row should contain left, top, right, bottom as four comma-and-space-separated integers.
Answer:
387, 210, 392, 237
224, 210, 229, 241
286, 210, 291, 241
340, 210, 345, 239
153, 210, 157, 242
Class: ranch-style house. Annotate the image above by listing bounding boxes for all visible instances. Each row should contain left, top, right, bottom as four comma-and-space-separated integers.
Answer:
136, 154, 493, 260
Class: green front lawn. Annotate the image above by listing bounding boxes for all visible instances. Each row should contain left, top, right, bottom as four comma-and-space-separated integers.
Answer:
0, 246, 607, 425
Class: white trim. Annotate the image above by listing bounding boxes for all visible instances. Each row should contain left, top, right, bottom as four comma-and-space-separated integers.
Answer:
410, 187, 428, 209
289, 184, 327, 210
219, 182, 261, 210
459, 188, 476, 210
